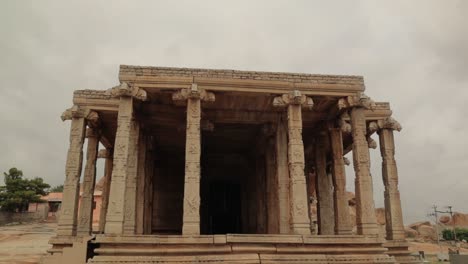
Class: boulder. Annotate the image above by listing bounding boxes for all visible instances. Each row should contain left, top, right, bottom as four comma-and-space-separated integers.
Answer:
417, 225, 437, 240
405, 227, 418, 238
439, 215, 450, 224
453, 212, 468, 227
408, 221, 431, 230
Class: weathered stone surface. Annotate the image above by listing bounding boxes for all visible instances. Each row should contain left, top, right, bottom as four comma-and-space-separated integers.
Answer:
45, 66, 411, 264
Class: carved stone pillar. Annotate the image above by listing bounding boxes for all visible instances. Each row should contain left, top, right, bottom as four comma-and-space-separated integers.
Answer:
373, 117, 405, 240
265, 137, 279, 234
173, 84, 215, 235
340, 93, 379, 236
273, 91, 313, 235
143, 137, 154, 234
275, 117, 291, 234
77, 127, 100, 236
105, 83, 147, 234
98, 148, 113, 233
136, 130, 147, 235
329, 127, 353, 235
315, 133, 335, 235
57, 106, 96, 236
123, 120, 140, 235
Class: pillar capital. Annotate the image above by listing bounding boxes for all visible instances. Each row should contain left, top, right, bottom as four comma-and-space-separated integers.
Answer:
378, 117, 402, 132
338, 92, 376, 110
105, 82, 147, 101
61, 105, 93, 120
368, 117, 402, 134
172, 83, 215, 102
273, 90, 314, 109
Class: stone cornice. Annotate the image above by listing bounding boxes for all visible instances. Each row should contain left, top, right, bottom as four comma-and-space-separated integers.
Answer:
118, 65, 364, 96
105, 82, 147, 101
272, 90, 314, 110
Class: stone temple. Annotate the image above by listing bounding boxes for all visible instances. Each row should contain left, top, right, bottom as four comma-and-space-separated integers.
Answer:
41, 65, 420, 264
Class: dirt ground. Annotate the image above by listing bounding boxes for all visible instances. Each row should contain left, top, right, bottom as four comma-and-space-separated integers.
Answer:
0, 222, 55, 264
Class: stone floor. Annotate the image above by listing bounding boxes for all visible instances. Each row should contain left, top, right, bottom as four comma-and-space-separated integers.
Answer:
0, 222, 56, 264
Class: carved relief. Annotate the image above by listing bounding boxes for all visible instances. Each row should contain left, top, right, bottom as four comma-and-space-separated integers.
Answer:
378, 117, 402, 131
338, 92, 376, 110
172, 84, 215, 103
105, 82, 147, 101
272, 90, 314, 109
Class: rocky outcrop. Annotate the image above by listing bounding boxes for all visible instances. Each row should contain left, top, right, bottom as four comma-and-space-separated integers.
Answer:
438, 212, 468, 228
453, 213, 468, 227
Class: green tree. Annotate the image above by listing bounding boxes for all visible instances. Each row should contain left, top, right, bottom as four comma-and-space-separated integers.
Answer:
0, 167, 51, 212
49, 185, 64, 192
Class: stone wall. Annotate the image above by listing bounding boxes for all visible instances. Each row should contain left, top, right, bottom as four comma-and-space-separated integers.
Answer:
0, 206, 49, 225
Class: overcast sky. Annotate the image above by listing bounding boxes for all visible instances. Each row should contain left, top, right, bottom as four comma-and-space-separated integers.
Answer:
1, 1, 467, 224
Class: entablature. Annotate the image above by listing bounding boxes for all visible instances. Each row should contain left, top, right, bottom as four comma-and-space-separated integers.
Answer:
119, 65, 365, 97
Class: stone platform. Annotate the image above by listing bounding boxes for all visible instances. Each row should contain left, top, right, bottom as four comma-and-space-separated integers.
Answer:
87, 234, 397, 263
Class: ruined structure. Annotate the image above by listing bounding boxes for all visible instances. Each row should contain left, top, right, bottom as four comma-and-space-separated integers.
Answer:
42, 65, 419, 264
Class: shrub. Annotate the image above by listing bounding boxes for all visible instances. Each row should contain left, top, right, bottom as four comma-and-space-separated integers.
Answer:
442, 228, 468, 241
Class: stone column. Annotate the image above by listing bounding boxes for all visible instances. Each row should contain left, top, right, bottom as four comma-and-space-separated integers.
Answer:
77, 127, 100, 236
105, 82, 147, 234
315, 133, 335, 235
173, 84, 215, 235
98, 148, 113, 233
339, 93, 379, 236
273, 91, 313, 235
374, 117, 405, 240
265, 137, 279, 234
57, 106, 96, 236
143, 137, 154, 234
136, 130, 147, 235
123, 120, 140, 235
275, 117, 291, 234
329, 127, 352, 235
351, 112, 379, 235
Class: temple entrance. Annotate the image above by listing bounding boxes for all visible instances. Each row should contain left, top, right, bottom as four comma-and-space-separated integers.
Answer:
204, 181, 241, 234
200, 123, 264, 235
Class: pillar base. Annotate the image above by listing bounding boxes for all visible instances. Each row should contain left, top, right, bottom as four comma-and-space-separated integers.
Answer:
384, 240, 423, 264
182, 222, 200, 235
291, 223, 311, 235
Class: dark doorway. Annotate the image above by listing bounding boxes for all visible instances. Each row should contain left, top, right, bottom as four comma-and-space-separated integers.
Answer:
205, 181, 241, 234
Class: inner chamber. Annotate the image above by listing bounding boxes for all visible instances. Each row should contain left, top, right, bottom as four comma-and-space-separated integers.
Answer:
110, 92, 335, 235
